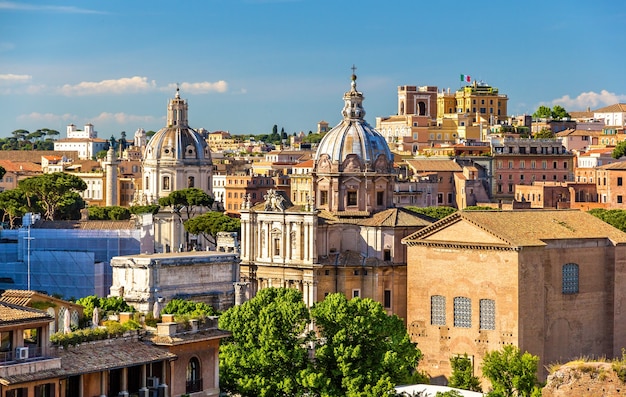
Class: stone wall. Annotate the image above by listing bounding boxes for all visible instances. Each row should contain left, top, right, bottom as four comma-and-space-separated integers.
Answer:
542, 362, 625, 397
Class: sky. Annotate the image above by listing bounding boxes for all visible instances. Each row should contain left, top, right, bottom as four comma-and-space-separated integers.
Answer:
1, 0, 625, 139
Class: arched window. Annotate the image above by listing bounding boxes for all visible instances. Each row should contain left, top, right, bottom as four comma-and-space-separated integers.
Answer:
186, 357, 202, 393
562, 263, 579, 294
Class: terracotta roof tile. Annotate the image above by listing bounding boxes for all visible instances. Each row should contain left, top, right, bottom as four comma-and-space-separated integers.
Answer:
403, 209, 626, 247
0, 302, 52, 325
405, 159, 463, 172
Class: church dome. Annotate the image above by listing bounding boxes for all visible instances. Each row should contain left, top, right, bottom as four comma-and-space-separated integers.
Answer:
315, 72, 393, 173
144, 89, 211, 164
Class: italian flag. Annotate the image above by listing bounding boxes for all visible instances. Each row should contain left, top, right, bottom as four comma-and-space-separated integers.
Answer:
460, 74, 471, 82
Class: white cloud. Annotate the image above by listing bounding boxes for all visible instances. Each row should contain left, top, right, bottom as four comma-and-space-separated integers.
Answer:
17, 112, 77, 124
58, 76, 157, 96
0, 73, 32, 83
0, 2, 105, 14
552, 90, 626, 111
91, 112, 159, 125
163, 81, 228, 94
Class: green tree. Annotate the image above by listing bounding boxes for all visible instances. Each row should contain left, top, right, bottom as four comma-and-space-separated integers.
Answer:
612, 141, 626, 159
448, 353, 482, 392
18, 172, 87, 220
305, 293, 422, 397
87, 206, 131, 220
533, 128, 555, 139
0, 166, 5, 181
161, 298, 216, 317
55, 191, 85, 220
481, 345, 539, 397
550, 105, 570, 121
129, 204, 160, 215
406, 206, 457, 220
532, 105, 552, 119
219, 288, 312, 397
184, 211, 241, 247
588, 208, 626, 232
0, 189, 32, 228
158, 188, 214, 249
76, 295, 134, 320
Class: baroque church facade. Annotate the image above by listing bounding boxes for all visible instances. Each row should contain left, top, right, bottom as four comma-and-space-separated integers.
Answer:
239, 72, 434, 319
140, 88, 214, 253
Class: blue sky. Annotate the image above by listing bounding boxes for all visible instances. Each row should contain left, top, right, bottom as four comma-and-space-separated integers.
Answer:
1, 0, 625, 139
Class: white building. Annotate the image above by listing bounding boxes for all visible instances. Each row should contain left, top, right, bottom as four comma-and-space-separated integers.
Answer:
594, 103, 626, 128
54, 124, 108, 160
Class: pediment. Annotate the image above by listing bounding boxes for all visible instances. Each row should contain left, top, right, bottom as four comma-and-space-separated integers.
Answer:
422, 219, 510, 245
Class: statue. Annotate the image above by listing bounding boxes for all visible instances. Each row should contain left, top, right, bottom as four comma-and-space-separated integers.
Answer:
264, 189, 285, 211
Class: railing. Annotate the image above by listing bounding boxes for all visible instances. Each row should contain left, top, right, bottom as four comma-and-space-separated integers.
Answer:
0, 346, 45, 364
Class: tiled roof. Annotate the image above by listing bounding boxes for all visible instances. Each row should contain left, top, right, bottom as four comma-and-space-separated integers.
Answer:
0, 302, 52, 325
594, 103, 626, 113
403, 209, 626, 247
0, 337, 177, 385
294, 159, 314, 168
359, 208, 436, 227
0, 160, 41, 173
0, 290, 83, 312
598, 162, 626, 170
569, 110, 594, 119
0, 290, 36, 306
405, 159, 463, 172
0, 151, 80, 163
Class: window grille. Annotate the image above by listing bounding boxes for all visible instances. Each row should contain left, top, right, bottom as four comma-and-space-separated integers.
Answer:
479, 299, 495, 330
454, 297, 471, 328
431, 295, 446, 325
562, 263, 579, 294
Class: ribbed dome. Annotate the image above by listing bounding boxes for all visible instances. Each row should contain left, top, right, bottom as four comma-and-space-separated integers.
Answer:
315, 73, 392, 173
144, 88, 211, 164
144, 125, 211, 163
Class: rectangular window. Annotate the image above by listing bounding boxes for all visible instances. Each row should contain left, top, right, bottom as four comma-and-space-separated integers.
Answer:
531, 161, 536, 169
431, 295, 446, 325
320, 190, 328, 205
384, 290, 392, 308
454, 297, 472, 328
619, 196, 623, 204
563, 263, 579, 294
383, 249, 391, 261
352, 289, 360, 298
479, 299, 495, 330
273, 238, 280, 256
519, 160, 525, 169
508, 161, 513, 169
619, 177, 623, 186
377, 191, 384, 205
347, 191, 358, 206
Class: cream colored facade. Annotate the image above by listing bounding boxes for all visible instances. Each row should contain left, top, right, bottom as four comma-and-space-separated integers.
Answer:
403, 210, 626, 385
239, 73, 434, 320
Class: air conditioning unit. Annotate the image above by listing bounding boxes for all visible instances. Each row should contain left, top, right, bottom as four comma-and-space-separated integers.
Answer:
147, 377, 159, 388
15, 347, 29, 360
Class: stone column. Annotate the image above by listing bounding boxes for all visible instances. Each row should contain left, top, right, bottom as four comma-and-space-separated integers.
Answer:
234, 282, 248, 305
119, 367, 129, 396
139, 364, 149, 397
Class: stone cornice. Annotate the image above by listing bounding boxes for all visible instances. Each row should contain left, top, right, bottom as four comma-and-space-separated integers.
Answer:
404, 240, 520, 251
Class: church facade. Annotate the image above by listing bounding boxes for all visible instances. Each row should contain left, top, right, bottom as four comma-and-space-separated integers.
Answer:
139, 89, 215, 252
239, 72, 434, 319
